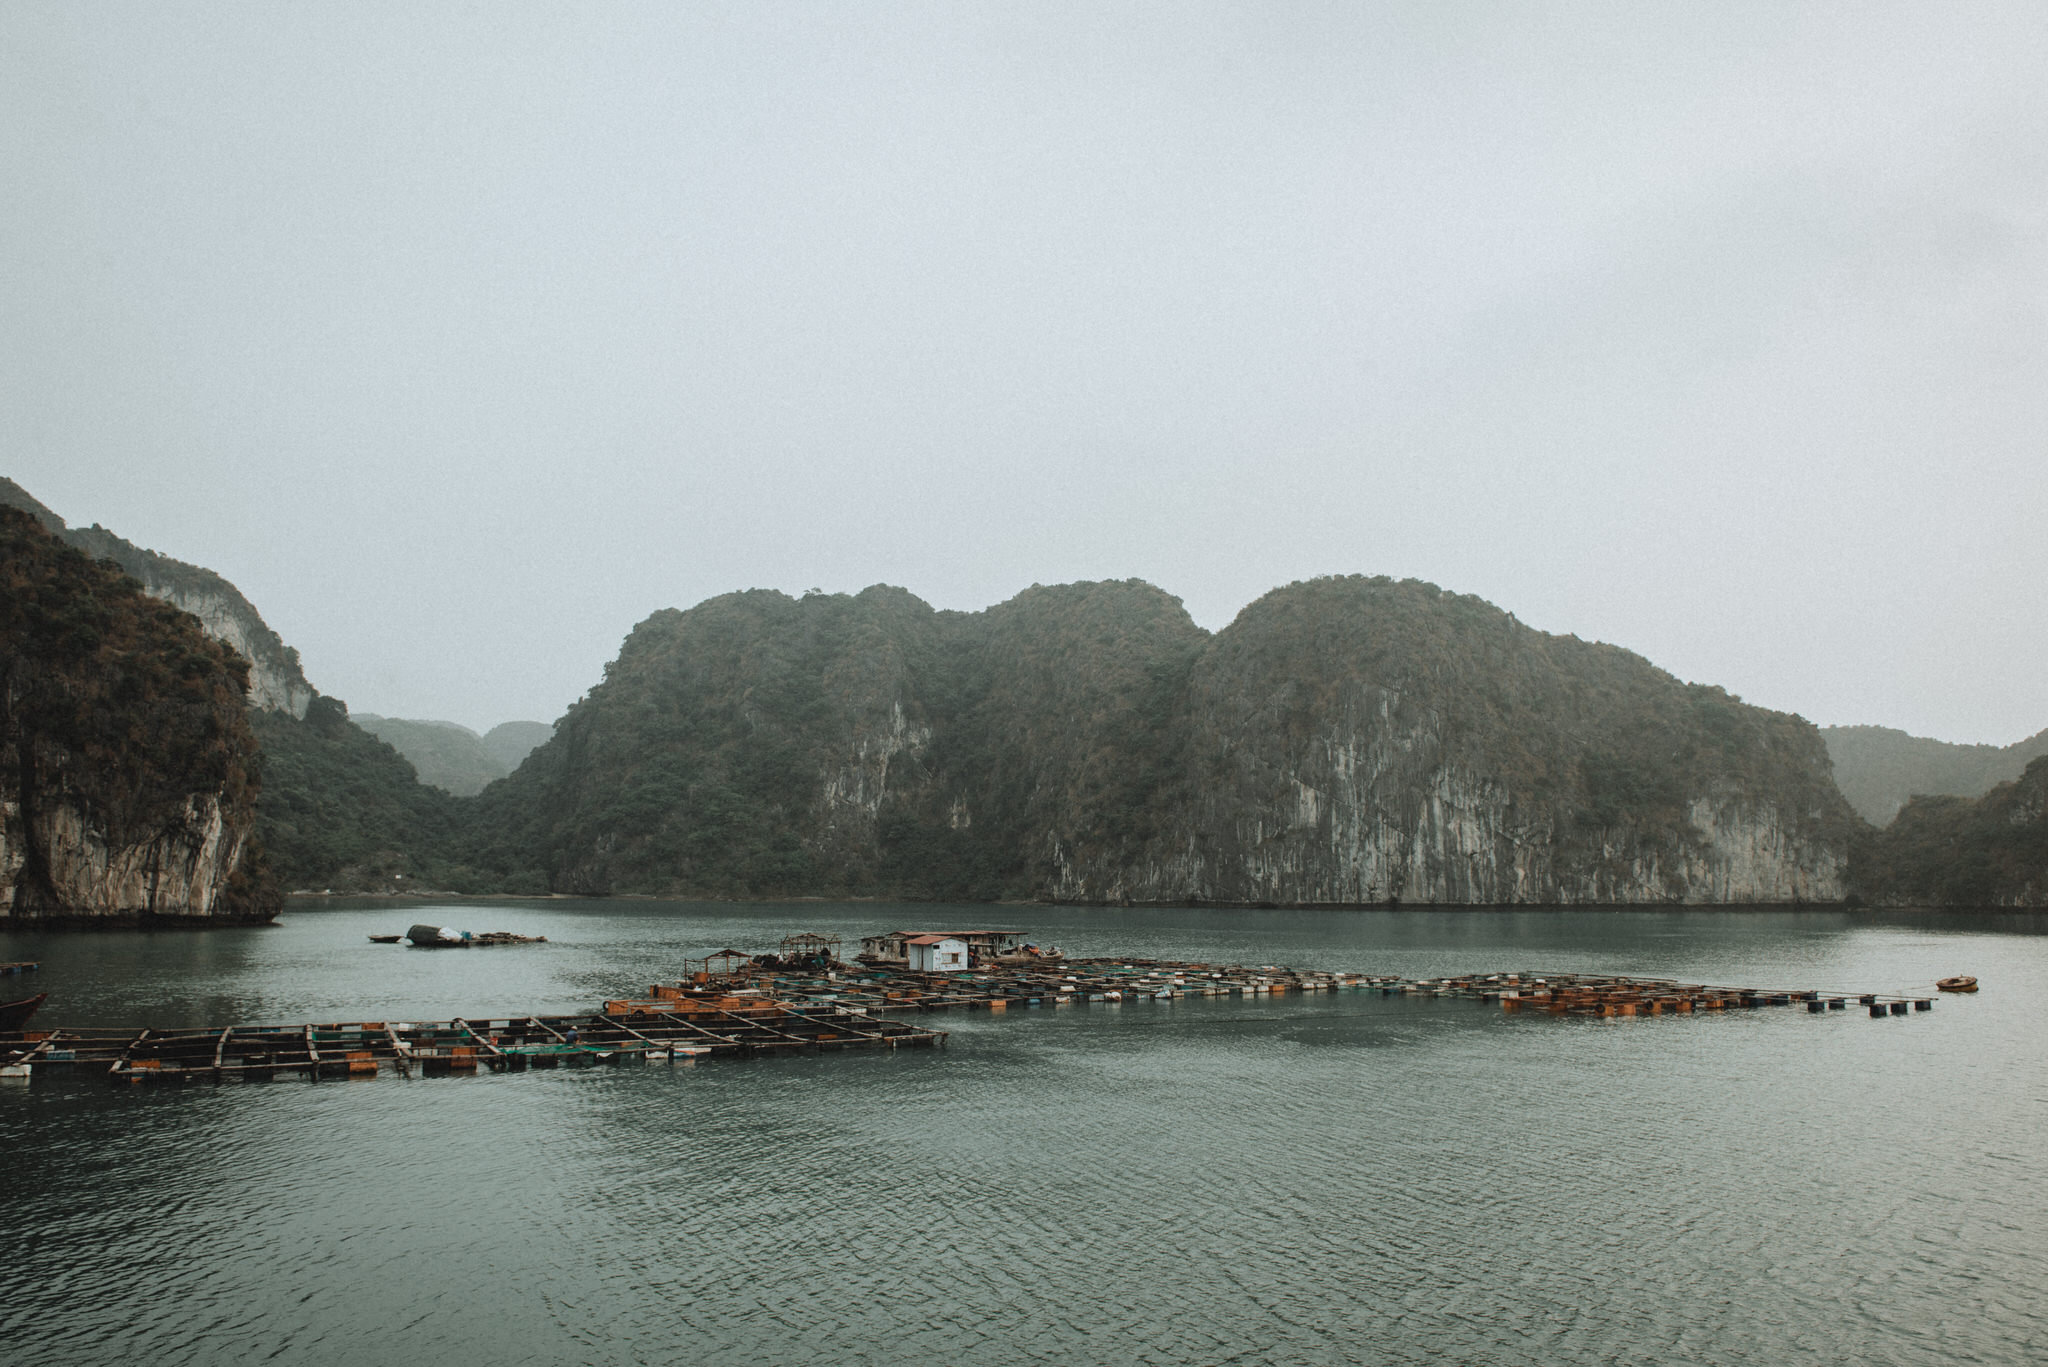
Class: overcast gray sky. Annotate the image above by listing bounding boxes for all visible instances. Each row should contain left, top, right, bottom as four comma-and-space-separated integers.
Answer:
5, 3, 2044, 743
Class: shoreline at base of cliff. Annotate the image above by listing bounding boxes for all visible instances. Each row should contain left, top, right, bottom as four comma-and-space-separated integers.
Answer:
0, 912, 280, 930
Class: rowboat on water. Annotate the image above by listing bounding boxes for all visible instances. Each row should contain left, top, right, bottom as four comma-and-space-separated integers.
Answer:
1936, 975, 1979, 993
0, 992, 48, 1031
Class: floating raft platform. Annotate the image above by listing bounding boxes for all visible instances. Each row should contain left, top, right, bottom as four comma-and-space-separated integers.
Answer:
1, 962, 40, 976
2, 999, 943, 1084
661, 958, 1942, 1021
0, 954, 1945, 1086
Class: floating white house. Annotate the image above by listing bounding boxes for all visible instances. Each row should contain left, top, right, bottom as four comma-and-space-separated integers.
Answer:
904, 934, 969, 972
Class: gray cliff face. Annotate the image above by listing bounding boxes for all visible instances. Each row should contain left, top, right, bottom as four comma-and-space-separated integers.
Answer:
1027, 579, 1855, 906
65, 527, 313, 718
487, 576, 1860, 905
0, 479, 313, 717
0, 501, 278, 923
0, 791, 253, 920
1044, 683, 1846, 906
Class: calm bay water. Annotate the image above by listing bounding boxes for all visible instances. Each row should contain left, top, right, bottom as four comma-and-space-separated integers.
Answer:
1, 901, 2043, 1366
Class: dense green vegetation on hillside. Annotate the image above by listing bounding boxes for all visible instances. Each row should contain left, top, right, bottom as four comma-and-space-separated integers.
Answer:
0, 506, 277, 916
443, 576, 1862, 903
1174, 577, 1857, 899
249, 700, 519, 892
216, 574, 2048, 908
1851, 756, 2048, 905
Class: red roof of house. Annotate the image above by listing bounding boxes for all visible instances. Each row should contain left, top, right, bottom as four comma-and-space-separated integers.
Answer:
903, 934, 964, 946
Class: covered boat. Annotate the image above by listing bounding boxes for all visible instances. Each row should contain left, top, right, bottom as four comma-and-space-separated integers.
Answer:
407, 924, 467, 947
1935, 975, 1979, 992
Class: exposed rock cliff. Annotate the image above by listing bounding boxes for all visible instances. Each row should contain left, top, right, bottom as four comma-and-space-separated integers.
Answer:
0, 506, 278, 923
467, 576, 1857, 904
0, 478, 312, 717
1041, 578, 1850, 905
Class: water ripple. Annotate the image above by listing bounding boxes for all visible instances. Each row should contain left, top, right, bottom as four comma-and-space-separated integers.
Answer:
1, 904, 2043, 1365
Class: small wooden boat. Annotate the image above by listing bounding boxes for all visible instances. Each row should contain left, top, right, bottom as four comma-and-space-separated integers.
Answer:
0, 992, 48, 1031
1936, 975, 1979, 993
368, 934, 402, 944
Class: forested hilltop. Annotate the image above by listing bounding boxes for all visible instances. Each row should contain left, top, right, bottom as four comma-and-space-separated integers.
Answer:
454, 578, 1861, 904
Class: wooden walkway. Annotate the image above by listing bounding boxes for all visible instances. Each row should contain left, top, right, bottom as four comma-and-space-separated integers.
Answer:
640, 959, 1942, 1023
3, 1000, 943, 1084
0, 956, 1943, 1086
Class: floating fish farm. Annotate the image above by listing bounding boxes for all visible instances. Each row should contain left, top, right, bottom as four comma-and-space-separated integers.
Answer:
0, 941, 1950, 1086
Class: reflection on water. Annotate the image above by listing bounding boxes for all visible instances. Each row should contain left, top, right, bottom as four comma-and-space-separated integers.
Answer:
2, 903, 2043, 1366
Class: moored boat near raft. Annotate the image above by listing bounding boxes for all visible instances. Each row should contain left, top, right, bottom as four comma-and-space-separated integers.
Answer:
1936, 975, 1979, 992
403, 925, 548, 948
0, 992, 47, 1031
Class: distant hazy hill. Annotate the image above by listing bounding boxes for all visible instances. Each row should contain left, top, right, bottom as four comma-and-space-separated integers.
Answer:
0, 476, 313, 716
249, 700, 482, 892
0, 506, 278, 922
1823, 724, 2048, 825
482, 721, 554, 772
1854, 755, 2048, 906
463, 577, 1859, 904
346, 715, 555, 796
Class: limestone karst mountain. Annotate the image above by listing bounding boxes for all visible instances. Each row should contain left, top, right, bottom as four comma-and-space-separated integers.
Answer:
462, 578, 1862, 904
0, 477, 313, 717
12, 472, 2030, 907
0, 506, 279, 922
0, 476, 463, 896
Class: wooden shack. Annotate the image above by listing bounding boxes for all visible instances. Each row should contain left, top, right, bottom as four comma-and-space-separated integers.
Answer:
904, 934, 970, 972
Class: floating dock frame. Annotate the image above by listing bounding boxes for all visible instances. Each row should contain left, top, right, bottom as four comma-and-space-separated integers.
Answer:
3, 1002, 943, 1084
0, 953, 1944, 1087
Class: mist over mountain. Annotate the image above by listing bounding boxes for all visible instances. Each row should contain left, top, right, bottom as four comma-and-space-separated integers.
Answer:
1824, 724, 2048, 826
348, 715, 553, 797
